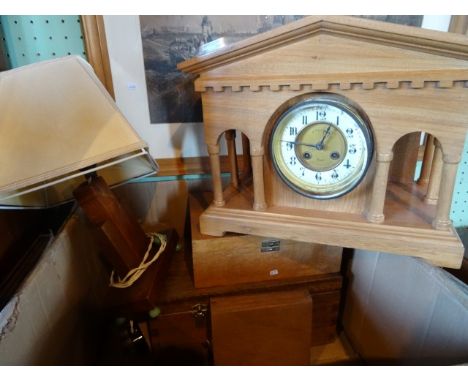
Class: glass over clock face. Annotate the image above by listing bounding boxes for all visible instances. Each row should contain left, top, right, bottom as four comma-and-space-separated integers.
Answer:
269, 94, 374, 199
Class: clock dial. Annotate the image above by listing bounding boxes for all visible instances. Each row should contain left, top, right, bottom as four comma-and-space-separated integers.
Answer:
270, 94, 374, 199
294, 122, 347, 172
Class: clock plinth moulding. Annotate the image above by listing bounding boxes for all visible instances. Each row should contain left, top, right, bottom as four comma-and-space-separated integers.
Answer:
178, 16, 468, 269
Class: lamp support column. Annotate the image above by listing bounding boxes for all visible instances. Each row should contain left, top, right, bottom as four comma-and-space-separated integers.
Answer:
73, 176, 150, 278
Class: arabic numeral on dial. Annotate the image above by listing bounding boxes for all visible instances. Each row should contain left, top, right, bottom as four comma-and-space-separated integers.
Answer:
302, 115, 308, 125
317, 110, 327, 120
346, 128, 354, 136
290, 156, 297, 165
331, 170, 339, 179
286, 142, 293, 150
344, 159, 351, 169
300, 167, 305, 177
315, 173, 322, 182
336, 116, 340, 125
349, 144, 357, 154
289, 127, 297, 136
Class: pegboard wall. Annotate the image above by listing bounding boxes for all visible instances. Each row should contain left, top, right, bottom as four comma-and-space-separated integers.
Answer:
0, 21, 9, 70
451, 132, 468, 228
0, 15, 86, 68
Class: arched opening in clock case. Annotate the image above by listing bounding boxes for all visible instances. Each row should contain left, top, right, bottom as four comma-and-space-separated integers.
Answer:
383, 131, 441, 228
219, 129, 252, 189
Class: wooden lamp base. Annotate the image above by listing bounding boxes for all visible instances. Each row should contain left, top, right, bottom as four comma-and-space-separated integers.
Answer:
73, 176, 178, 317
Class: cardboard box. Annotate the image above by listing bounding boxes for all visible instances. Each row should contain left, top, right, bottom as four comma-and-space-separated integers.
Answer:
343, 249, 468, 365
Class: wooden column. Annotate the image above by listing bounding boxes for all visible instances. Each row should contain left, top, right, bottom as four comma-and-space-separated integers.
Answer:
366, 152, 393, 223
225, 130, 240, 188
449, 15, 468, 35
417, 134, 435, 185
424, 139, 443, 205
208, 144, 225, 207
251, 148, 267, 211
432, 155, 459, 230
81, 16, 115, 98
241, 133, 252, 176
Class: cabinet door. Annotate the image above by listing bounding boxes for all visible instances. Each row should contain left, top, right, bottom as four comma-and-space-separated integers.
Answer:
149, 300, 211, 365
211, 288, 312, 365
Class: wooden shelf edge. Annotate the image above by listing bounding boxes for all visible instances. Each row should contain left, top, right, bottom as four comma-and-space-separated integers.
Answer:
156, 155, 245, 177
199, 206, 464, 269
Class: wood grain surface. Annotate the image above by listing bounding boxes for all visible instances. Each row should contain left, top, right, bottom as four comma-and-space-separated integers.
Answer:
211, 288, 312, 365
178, 15, 468, 269
190, 192, 342, 288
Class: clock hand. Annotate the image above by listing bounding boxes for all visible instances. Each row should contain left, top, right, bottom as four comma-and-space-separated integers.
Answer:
280, 140, 319, 149
316, 125, 332, 150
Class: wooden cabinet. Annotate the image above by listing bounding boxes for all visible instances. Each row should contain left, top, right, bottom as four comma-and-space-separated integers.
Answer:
101, 190, 343, 365
190, 193, 342, 288
145, 196, 343, 364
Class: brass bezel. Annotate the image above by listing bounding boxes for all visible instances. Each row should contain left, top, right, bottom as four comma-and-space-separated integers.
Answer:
269, 93, 374, 200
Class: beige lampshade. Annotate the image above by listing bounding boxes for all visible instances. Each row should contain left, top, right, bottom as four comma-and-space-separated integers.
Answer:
0, 56, 158, 209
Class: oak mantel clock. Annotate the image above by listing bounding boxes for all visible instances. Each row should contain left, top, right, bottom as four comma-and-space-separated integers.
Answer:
178, 16, 468, 268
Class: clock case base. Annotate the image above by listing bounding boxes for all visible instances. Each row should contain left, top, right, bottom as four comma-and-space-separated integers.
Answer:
199, 181, 464, 269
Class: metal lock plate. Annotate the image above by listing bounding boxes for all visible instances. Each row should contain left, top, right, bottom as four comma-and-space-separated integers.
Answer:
261, 239, 281, 253
191, 303, 208, 320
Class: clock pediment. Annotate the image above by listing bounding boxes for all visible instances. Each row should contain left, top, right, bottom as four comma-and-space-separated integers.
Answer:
199, 33, 468, 79
179, 16, 468, 80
